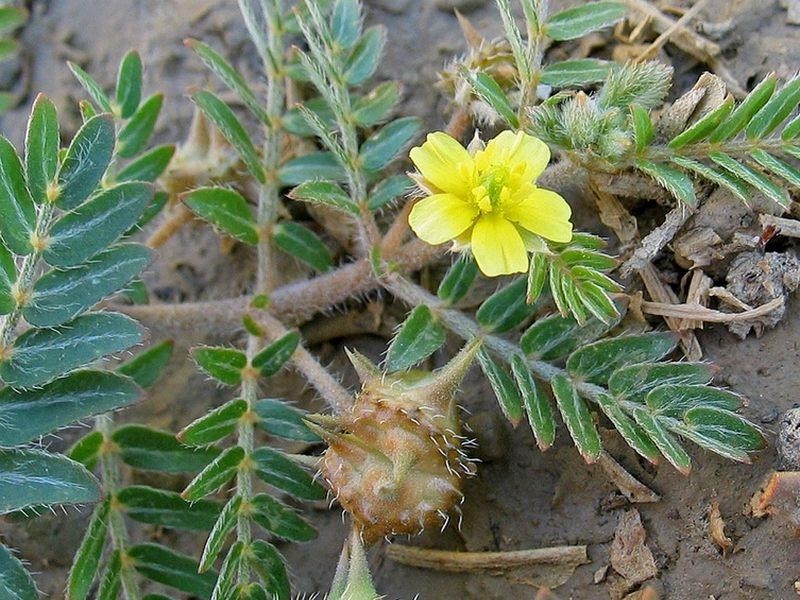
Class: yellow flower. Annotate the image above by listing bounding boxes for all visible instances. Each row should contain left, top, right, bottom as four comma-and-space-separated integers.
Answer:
408, 130, 573, 277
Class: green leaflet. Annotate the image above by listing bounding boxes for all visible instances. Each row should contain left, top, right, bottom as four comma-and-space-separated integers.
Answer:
252, 332, 300, 377
117, 485, 220, 531
184, 187, 259, 246
540, 59, 612, 87
96, 551, 122, 600
437, 255, 478, 306
550, 374, 601, 463
254, 399, 319, 442
344, 26, 385, 84
112, 425, 220, 473
278, 151, 347, 186
353, 81, 401, 127
67, 498, 109, 600
117, 340, 174, 388
200, 495, 241, 572
25, 94, 60, 205
520, 311, 618, 361
68, 431, 104, 471
476, 278, 539, 333
595, 393, 660, 463
179, 398, 248, 446
709, 151, 789, 207
630, 104, 654, 152
193, 90, 265, 183
359, 117, 420, 171
608, 362, 715, 402
130, 543, 217, 599
385, 305, 446, 371
192, 346, 248, 386
45, 182, 153, 267
746, 76, 800, 139
0, 242, 16, 314
182, 446, 245, 501
635, 159, 697, 207
645, 384, 742, 418
250, 494, 316, 542
56, 114, 115, 210
678, 406, 765, 462
22, 244, 152, 327
273, 221, 333, 273
466, 71, 519, 127
252, 447, 326, 500
546, 1, 626, 40
510, 354, 555, 451
25, 244, 152, 327
187, 38, 269, 124
116, 144, 175, 182
115, 50, 143, 119
67, 61, 113, 113
289, 180, 359, 215
117, 93, 163, 158
477, 348, 524, 427
212, 542, 245, 600
368, 173, 411, 211
0, 370, 139, 446
0, 544, 38, 600
331, 0, 362, 48
710, 74, 776, 142
0, 312, 142, 388
248, 540, 291, 600
0, 135, 36, 255
0, 449, 99, 513
631, 408, 691, 474
566, 331, 678, 386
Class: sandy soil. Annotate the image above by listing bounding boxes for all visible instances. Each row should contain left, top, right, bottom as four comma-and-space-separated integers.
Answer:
2, 0, 800, 598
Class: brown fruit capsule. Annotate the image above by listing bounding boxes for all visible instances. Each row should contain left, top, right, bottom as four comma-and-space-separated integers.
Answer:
308, 340, 480, 545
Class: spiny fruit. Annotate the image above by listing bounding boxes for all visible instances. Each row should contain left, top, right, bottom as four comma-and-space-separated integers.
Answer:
307, 340, 481, 545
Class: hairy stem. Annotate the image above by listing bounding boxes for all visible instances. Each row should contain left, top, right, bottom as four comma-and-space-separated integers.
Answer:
96, 414, 140, 600
255, 311, 353, 413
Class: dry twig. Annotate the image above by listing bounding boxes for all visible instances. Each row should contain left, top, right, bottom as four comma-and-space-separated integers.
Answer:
385, 544, 589, 572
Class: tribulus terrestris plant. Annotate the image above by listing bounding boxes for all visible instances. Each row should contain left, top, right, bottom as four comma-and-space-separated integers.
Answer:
2, 0, 793, 598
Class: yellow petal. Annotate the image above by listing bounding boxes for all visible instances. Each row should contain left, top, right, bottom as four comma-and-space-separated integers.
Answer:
409, 132, 473, 196
409, 193, 478, 245
504, 188, 573, 243
481, 130, 550, 181
470, 214, 528, 276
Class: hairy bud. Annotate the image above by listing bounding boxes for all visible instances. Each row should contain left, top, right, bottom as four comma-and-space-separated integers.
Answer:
308, 341, 480, 544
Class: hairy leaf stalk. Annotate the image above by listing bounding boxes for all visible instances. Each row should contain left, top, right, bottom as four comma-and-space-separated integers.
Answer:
235, 0, 285, 584
0, 203, 54, 348
96, 414, 140, 600
383, 273, 607, 400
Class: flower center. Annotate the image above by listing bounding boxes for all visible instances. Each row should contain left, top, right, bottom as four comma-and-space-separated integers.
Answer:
472, 166, 511, 213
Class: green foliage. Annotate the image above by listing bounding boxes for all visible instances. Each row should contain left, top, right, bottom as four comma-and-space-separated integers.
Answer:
385, 305, 446, 370
184, 187, 259, 245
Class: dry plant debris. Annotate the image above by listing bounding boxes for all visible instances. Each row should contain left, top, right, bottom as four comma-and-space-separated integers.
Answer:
610, 509, 658, 592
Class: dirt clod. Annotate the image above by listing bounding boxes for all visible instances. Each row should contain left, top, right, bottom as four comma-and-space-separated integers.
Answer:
724, 251, 800, 337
